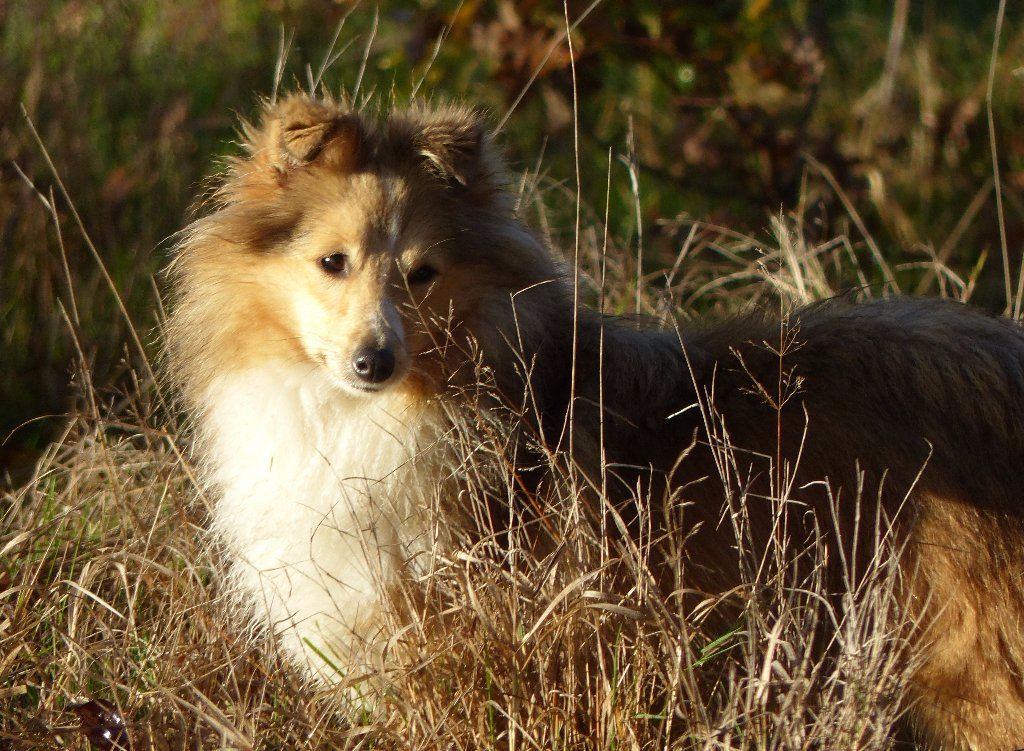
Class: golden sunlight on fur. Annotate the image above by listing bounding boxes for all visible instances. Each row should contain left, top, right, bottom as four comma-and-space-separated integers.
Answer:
165, 93, 1024, 747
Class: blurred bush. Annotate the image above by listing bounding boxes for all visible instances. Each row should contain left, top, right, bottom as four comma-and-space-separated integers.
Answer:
1, 0, 1021, 474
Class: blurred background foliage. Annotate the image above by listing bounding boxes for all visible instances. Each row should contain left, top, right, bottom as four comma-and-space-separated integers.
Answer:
1, 0, 1022, 475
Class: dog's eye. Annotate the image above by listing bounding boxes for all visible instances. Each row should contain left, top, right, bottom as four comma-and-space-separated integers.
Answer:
406, 264, 438, 285
319, 253, 349, 276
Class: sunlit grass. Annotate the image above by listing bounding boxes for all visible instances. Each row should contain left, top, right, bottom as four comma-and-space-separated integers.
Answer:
3, 3, 1020, 747
1, 211, 922, 748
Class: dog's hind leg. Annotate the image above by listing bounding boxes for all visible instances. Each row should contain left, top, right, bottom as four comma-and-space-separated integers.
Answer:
903, 496, 1024, 751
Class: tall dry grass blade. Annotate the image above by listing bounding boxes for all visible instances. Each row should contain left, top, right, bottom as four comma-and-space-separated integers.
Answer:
314, 5, 360, 94
17, 106, 160, 397
618, 120, 646, 315
804, 152, 898, 293
915, 177, 993, 296
564, 0, 582, 482
985, 0, 1015, 315
352, 5, 379, 104
271, 25, 295, 105
410, 0, 464, 99
497, 0, 603, 130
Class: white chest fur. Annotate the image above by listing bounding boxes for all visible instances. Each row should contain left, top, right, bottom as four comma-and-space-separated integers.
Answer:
199, 364, 442, 678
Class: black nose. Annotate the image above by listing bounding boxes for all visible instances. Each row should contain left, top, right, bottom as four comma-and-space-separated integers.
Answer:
351, 346, 396, 384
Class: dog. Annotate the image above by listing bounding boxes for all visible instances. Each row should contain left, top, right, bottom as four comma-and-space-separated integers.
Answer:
165, 93, 1024, 749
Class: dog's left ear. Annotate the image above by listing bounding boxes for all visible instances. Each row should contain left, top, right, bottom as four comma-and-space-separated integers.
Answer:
411, 108, 506, 201
415, 117, 484, 187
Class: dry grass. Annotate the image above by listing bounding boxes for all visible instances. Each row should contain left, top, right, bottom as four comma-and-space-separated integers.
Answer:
1, 210, 927, 749
6, 9, 1009, 744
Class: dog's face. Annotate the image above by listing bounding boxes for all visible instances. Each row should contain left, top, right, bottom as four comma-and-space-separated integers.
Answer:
274, 169, 458, 397
177, 95, 556, 399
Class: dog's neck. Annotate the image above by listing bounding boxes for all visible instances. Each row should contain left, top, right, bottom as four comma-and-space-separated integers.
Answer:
486, 305, 697, 479
201, 363, 436, 500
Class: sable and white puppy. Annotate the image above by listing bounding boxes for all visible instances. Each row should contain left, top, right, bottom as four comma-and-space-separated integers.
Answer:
167, 94, 1024, 749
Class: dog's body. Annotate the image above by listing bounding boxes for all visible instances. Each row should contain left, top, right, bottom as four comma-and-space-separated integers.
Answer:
166, 94, 1024, 748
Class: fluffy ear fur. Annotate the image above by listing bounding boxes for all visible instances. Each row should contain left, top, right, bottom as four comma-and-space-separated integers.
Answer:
241, 94, 365, 179
406, 106, 508, 204
414, 113, 485, 187
274, 95, 364, 171
205, 95, 366, 244
222, 95, 509, 212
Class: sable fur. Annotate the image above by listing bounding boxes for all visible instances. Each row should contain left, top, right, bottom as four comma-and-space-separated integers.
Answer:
166, 93, 1024, 747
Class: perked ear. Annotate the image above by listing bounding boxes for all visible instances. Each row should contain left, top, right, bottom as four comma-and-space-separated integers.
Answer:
248, 94, 365, 176
411, 107, 502, 193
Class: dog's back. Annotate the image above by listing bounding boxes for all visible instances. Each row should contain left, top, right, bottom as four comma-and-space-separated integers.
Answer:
683, 298, 1024, 506
559, 297, 1024, 749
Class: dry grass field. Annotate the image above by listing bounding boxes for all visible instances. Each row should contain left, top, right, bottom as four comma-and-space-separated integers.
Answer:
1, 217, 920, 750
2, 2, 1022, 749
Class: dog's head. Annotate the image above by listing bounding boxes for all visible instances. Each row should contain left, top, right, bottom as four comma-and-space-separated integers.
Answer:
172, 94, 562, 400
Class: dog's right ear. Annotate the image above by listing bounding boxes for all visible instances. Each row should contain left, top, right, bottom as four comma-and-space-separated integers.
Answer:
245, 94, 365, 179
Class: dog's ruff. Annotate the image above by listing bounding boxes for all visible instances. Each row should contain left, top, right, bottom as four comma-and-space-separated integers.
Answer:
201, 363, 440, 676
